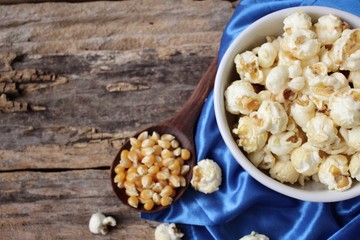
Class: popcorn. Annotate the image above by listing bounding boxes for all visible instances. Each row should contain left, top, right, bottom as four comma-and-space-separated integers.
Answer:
224, 11, 360, 191
89, 212, 116, 235
257, 100, 288, 134
267, 130, 302, 156
233, 115, 268, 153
290, 95, 316, 131
349, 153, 360, 181
314, 14, 343, 44
331, 29, 360, 71
239, 231, 270, 240
269, 158, 299, 184
155, 223, 184, 240
340, 127, 360, 151
224, 80, 260, 115
190, 159, 222, 194
283, 11, 312, 34
234, 51, 264, 84
329, 88, 360, 128
258, 42, 278, 68
290, 142, 323, 176
318, 155, 352, 191
306, 114, 339, 148
283, 29, 321, 60
265, 65, 289, 94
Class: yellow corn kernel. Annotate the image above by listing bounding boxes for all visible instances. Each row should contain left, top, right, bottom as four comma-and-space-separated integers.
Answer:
156, 168, 170, 181
161, 149, 174, 159
137, 164, 148, 176
170, 139, 180, 149
114, 172, 126, 183
128, 196, 139, 208
179, 176, 187, 187
168, 159, 181, 172
119, 158, 132, 169
117, 182, 125, 188
160, 185, 174, 197
141, 138, 156, 148
150, 131, 160, 141
126, 172, 139, 183
161, 134, 175, 142
128, 150, 139, 163
162, 157, 175, 168
120, 149, 129, 161
152, 182, 163, 193
171, 167, 181, 176
142, 155, 156, 167
180, 165, 190, 175
114, 164, 125, 174
152, 192, 161, 205
140, 189, 154, 200
160, 196, 173, 206
135, 179, 143, 190
127, 167, 137, 174
336, 175, 350, 188
173, 147, 181, 157
137, 131, 149, 142
158, 140, 171, 149
148, 165, 160, 175
130, 137, 141, 149
181, 149, 191, 160
141, 147, 155, 156
169, 174, 181, 188
125, 182, 139, 196
141, 174, 153, 188
153, 145, 163, 156
143, 199, 155, 211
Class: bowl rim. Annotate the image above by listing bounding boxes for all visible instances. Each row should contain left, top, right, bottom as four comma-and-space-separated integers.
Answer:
214, 6, 360, 202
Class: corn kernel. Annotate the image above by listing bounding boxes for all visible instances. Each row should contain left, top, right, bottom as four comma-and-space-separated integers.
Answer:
114, 164, 125, 174
120, 149, 129, 161
141, 147, 155, 156
126, 172, 139, 183
161, 149, 174, 159
128, 196, 139, 208
162, 157, 175, 167
137, 164, 148, 176
130, 138, 141, 148
168, 159, 180, 172
141, 139, 156, 148
173, 147, 181, 157
142, 155, 156, 167
127, 167, 137, 174
125, 183, 138, 196
114, 172, 126, 183
181, 149, 191, 160
128, 150, 139, 163
152, 192, 161, 205
148, 165, 160, 175
171, 139, 180, 149
143, 199, 155, 211
158, 140, 171, 149
141, 174, 153, 188
150, 131, 160, 141
160, 185, 174, 197
181, 165, 190, 175
156, 169, 170, 181
160, 196, 173, 206
179, 176, 186, 187
153, 145, 163, 156
161, 134, 175, 142
152, 182, 163, 193
169, 174, 181, 188
137, 131, 148, 141
140, 189, 154, 200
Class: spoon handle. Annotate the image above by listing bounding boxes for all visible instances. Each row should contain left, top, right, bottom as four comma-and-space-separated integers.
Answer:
165, 55, 218, 138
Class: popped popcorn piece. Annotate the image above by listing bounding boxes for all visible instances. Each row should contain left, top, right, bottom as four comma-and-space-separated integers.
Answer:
233, 115, 268, 153
239, 231, 270, 240
314, 14, 343, 44
265, 65, 289, 94
319, 46, 339, 72
191, 159, 222, 194
303, 62, 328, 81
290, 95, 316, 131
331, 29, 360, 71
340, 126, 360, 151
247, 149, 276, 170
288, 62, 303, 78
234, 51, 264, 84
283, 29, 321, 60
329, 88, 360, 128
269, 158, 299, 184
155, 223, 184, 240
89, 212, 116, 235
267, 130, 302, 156
283, 11, 312, 34
318, 155, 352, 191
258, 42, 278, 68
224, 80, 260, 115
349, 153, 360, 181
349, 70, 360, 88
290, 142, 323, 176
306, 114, 339, 148
288, 77, 305, 92
278, 49, 299, 66
257, 100, 288, 134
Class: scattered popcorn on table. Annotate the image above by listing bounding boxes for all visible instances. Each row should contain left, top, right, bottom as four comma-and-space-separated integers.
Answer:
239, 231, 270, 240
89, 212, 116, 235
191, 159, 222, 194
224, 10, 360, 191
155, 223, 184, 240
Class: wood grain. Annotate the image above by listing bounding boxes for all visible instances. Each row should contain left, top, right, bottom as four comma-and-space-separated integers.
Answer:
0, 0, 238, 238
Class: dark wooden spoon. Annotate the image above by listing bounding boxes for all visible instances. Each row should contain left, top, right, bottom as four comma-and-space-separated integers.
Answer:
110, 56, 218, 213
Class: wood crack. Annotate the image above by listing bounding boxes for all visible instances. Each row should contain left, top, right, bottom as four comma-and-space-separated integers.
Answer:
0, 166, 110, 173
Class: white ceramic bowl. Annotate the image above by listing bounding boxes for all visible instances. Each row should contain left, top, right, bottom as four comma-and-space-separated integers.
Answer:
214, 6, 360, 202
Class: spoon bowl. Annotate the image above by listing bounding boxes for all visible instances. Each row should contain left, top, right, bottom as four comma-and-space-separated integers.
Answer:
111, 56, 218, 212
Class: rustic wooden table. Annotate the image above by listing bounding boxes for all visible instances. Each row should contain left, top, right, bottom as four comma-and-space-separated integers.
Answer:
0, 0, 237, 239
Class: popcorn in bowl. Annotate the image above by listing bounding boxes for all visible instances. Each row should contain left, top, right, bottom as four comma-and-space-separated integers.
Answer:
223, 10, 360, 192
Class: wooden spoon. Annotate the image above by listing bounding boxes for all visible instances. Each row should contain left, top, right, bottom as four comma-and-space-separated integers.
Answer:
110, 56, 218, 213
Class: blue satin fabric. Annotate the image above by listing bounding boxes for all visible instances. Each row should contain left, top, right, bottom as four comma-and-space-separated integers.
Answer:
141, 0, 360, 239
